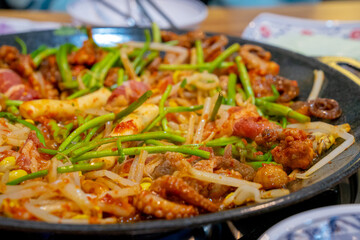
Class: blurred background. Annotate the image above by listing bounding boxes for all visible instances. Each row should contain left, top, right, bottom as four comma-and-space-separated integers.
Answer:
1, 0, 359, 11
0, 0, 359, 60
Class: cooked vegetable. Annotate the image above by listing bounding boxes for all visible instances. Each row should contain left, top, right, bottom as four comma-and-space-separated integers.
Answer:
0, 27, 353, 225
19, 88, 111, 120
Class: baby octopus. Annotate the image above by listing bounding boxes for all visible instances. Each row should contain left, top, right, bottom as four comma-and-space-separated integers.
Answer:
134, 176, 217, 219
134, 191, 198, 219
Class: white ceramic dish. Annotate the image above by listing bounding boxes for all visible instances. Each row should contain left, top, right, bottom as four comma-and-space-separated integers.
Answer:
67, 0, 208, 29
242, 13, 360, 60
0, 17, 61, 35
259, 204, 360, 240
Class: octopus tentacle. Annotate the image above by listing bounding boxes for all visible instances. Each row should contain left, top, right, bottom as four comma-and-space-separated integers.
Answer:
150, 175, 218, 212
133, 191, 198, 219
308, 98, 342, 119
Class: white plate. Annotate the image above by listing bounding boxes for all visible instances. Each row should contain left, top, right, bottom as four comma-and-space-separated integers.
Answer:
67, 0, 208, 29
0, 17, 61, 35
242, 13, 360, 60
259, 204, 360, 240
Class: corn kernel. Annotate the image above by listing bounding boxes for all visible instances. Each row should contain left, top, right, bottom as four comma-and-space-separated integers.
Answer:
172, 71, 181, 83
141, 177, 152, 183
169, 99, 178, 107
25, 119, 35, 125
0, 156, 16, 167
8, 169, 27, 182
72, 214, 89, 220
225, 192, 234, 200
140, 182, 151, 190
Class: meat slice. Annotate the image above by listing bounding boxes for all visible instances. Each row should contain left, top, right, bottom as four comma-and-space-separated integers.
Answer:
0, 69, 40, 101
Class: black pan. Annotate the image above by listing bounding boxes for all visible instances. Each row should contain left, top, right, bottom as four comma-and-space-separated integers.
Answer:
0, 27, 359, 235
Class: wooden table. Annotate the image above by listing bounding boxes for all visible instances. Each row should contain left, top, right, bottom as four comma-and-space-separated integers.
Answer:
0, 1, 359, 36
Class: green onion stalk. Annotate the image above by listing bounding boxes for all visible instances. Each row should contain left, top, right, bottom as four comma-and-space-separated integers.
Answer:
246, 161, 280, 170
115, 90, 153, 121
142, 105, 203, 132
235, 56, 255, 104
209, 93, 223, 121
255, 98, 310, 123
15, 37, 27, 54
0, 112, 46, 146
69, 131, 185, 158
195, 40, 204, 67
257, 84, 280, 102
132, 29, 151, 69
135, 51, 159, 75
117, 68, 125, 86
5, 99, 23, 107
30, 44, 46, 59
159, 85, 172, 131
58, 113, 116, 152
207, 43, 240, 73
152, 22, 161, 43
32, 48, 57, 67
158, 61, 235, 71
226, 73, 237, 106
56, 43, 76, 86
6, 162, 104, 185
70, 145, 210, 163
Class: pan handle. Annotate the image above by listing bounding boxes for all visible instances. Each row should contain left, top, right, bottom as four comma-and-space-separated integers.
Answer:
318, 56, 360, 86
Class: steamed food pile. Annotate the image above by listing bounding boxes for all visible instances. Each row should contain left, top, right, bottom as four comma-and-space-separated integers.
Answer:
0, 26, 354, 223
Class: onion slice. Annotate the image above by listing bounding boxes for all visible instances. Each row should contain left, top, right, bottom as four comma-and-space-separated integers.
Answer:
307, 70, 325, 101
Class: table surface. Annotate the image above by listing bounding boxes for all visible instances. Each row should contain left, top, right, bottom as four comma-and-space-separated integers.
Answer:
0, 1, 359, 35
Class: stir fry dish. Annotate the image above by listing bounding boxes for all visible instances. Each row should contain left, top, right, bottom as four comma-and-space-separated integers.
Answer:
0, 25, 355, 224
